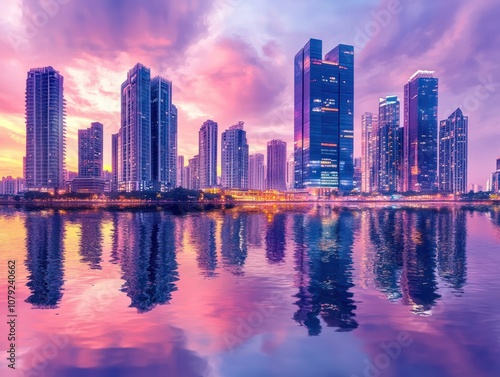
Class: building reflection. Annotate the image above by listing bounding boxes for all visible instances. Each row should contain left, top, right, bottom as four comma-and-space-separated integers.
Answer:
189, 215, 218, 277
221, 212, 248, 275
265, 213, 286, 264
115, 212, 178, 313
24, 211, 65, 308
247, 213, 265, 247
77, 212, 104, 270
401, 209, 441, 314
293, 208, 358, 335
368, 209, 404, 302
436, 208, 467, 294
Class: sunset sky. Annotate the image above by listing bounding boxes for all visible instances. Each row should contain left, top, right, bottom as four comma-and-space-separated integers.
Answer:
0, 0, 499, 186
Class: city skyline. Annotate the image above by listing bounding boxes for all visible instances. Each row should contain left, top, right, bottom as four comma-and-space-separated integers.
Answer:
0, 1, 499, 188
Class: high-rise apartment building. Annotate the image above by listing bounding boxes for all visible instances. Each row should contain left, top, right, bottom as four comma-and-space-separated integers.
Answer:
439, 108, 468, 193
286, 152, 294, 191
221, 122, 249, 189
294, 39, 354, 191
199, 120, 218, 188
361, 112, 378, 193
249, 153, 265, 190
25, 66, 66, 191
112, 133, 119, 192
151, 76, 177, 190
119, 63, 152, 192
176, 155, 185, 188
377, 96, 401, 193
403, 70, 438, 192
78, 122, 103, 178
266, 140, 287, 191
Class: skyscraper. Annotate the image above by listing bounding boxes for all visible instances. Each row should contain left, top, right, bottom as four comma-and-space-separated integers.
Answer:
78, 122, 103, 178
151, 76, 177, 190
119, 63, 151, 192
266, 140, 287, 191
221, 122, 249, 189
377, 96, 401, 193
249, 153, 265, 190
112, 133, 119, 192
353, 157, 362, 191
361, 112, 378, 193
187, 155, 200, 190
176, 155, 185, 188
294, 39, 354, 191
25, 66, 66, 191
286, 152, 295, 190
403, 70, 438, 192
439, 108, 468, 193
199, 120, 218, 188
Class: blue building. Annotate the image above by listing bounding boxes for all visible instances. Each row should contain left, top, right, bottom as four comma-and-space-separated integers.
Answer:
376, 96, 401, 193
221, 122, 249, 189
119, 63, 152, 192
439, 108, 468, 193
403, 71, 439, 192
25, 67, 66, 191
294, 39, 354, 192
151, 76, 177, 190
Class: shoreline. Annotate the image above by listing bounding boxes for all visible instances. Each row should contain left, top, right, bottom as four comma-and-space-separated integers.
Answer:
0, 199, 499, 211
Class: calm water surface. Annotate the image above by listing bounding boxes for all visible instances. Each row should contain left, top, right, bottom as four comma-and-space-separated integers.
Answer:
0, 205, 499, 377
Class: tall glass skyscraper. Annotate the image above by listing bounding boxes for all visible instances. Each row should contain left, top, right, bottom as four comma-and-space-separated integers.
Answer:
249, 153, 265, 190
111, 133, 119, 192
25, 66, 66, 191
361, 112, 377, 193
151, 76, 177, 190
119, 63, 152, 192
199, 120, 218, 188
266, 140, 287, 191
439, 108, 468, 193
403, 70, 438, 192
377, 96, 401, 193
78, 122, 103, 178
221, 122, 249, 189
294, 39, 354, 192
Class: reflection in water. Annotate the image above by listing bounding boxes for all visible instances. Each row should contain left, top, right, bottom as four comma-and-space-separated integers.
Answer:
24, 211, 65, 308
401, 209, 441, 314
265, 213, 286, 264
19, 206, 472, 321
190, 215, 218, 277
437, 208, 467, 294
116, 212, 179, 313
221, 212, 248, 275
293, 208, 358, 335
77, 212, 104, 270
368, 210, 404, 302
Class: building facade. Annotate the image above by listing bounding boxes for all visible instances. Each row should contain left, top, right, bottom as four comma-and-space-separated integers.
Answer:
439, 108, 468, 193
25, 66, 66, 191
176, 155, 185, 188
221, 122, 249, 189
187, 155, 200, 190
266, 140, 287, 191
78, 122, 103, 178
361, 112, 378, 193
151, 76, 177, 190
377, 96, 401, 193
119, 63, 152, 192
249, 153, 265, 190
286, 153, 295, 190
199, 120, 218, 188
294, 39, 354, 191
403, 70, 439, 192
111, 133, 119, 192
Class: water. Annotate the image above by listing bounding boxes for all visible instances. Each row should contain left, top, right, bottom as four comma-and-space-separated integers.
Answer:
0, 204, 499, 377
